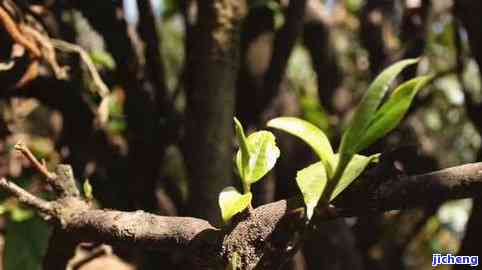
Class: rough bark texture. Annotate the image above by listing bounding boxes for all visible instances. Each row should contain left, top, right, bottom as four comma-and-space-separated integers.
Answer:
184, 0, 247, 225
3, 159, 482, 269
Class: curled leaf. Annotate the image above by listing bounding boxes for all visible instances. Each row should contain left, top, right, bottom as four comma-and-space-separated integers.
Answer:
234, 117, 250, 180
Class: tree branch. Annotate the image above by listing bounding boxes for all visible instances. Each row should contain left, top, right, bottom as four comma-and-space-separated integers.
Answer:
2, 152, 482, 269
334, 162, 482, 215
0, 178, 55, 216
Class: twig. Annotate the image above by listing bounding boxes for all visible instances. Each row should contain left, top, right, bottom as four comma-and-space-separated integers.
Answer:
50, 39, 111, 124
21, 25, 69, 80
0, 177, 54, 216
14, 141, 56, 179
0, 6, 41, 58
50, 39, 110, 98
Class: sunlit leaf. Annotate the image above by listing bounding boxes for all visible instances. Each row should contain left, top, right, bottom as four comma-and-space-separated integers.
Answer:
296, 162, 327, 220
338, 59, 419, 158
356, 76, 432, 152
267, 117, 334, 174
4, 216, 51, 270
327, 154, 379, 201
235, 131, 280, 184
218, 187, 252, 223
234, 117, 250, 180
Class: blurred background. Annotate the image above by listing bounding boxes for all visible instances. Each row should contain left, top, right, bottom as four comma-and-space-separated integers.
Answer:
0, 0, 481, 269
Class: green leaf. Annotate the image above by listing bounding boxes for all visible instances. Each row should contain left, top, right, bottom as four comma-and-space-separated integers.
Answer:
327, 154, 379, 201
236, 131, 280, 185
267, 117, 334, 174
356, 76, 432, 152
89, 51, 116, 70
218, 187, 252, 223
296, 162, 327, 220
234, 117, 250, 180
4, 216, 51, 270
338, 59, 419, 157
83, 178, 94, 201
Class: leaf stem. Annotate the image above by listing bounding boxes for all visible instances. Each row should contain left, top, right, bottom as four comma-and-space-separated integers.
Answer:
321, 153, 352, 202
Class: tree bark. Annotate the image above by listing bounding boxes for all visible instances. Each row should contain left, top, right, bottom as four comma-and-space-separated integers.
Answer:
183, 0, 247, 225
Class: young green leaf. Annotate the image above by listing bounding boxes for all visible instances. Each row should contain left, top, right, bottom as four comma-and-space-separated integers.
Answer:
218, 187, 252, 223
296, 162, 327, 220
235, 131, 280, 186
338, 59, 419, 157
267, 117, 334, 173
83, 178, 94, 201
355, 76, 432, 152
326, 153, 379, 201
234, 117, 250, 180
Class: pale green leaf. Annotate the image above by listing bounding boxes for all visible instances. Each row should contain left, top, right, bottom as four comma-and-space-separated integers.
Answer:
218, 187, 252, 223
234, 117, 250, 180
267, 117, 334, 174
236, 131, 280, 185
296, 162, 327, 220
355, 76, 432, 152
328, 154, 379, 201
338, 59, 419, 157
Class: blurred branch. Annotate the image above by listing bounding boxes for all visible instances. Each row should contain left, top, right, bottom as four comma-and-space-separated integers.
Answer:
260, 0, 307, 120
51, 39, 109, 98
136, 0, 169, 112
359, 0, 393, 75
0, 5, 41, 58
75, 0, 176, 213
50, 38, 111, 124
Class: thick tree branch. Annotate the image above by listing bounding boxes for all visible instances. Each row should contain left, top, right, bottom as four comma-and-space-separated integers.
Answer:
63, 210, 217, 252
3, 148, 482, 269
334, 162, 482, 215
